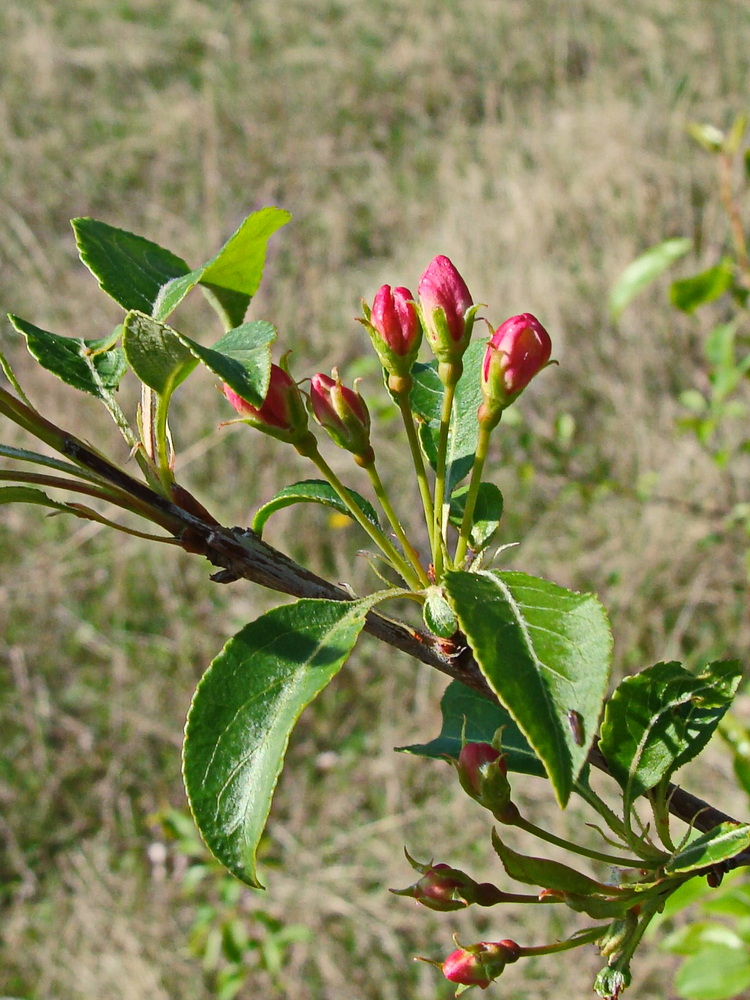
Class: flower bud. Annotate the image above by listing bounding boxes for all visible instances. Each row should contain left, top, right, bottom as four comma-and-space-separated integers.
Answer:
309, 370, 375, 465
361, 285, 421, 379
456, 742, 516, 822
223, 364, 310, 445
479, 313, 552, 427
391, 860, 481, 912
442, 940, 520, 989
418, 255, 477, 365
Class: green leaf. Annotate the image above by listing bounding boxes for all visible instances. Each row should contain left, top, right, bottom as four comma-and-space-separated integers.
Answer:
0, 485, 69, 510
9, 315, 128, 401
670, 258, 734, 313
175, 321, 276, 407
251, 479, 379, 536
183, 597, 380, 888
443, 570, 613, 806
491, 830, 611, 895
608, 238, 692, 319
674, 945, 750, 1000
599, 660, 742, 806
410, 340, 485, 494
662, 922, 745, 955
72, 218, 191, 314
122, 311, 198, 396
155, 207, 292, 324
665, 823, 750, 876
448, 482, 503, 550
398, 678, 546, 778
422, 586, 459, 638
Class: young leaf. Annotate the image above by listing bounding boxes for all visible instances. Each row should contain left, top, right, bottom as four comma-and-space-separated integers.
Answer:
9, 315, 128, 401
175, 321, 276, 407
0, 485, 70, 511
251, 479, 379, 535
154, 207, 292, 325
491, 830, 612, 895
665, 823, 750, 876
670, 258, 734, 313
608, 238, 692, 320
122, 311, 198, 396
422, 586, 459, 638
398, 678, 546, 778
599, 660, 742, 806
183, 596, 380, 888
443, 569, 613, 806
409, 340, 485, 494
448, 482, 503, 550
72, 218, 191, 314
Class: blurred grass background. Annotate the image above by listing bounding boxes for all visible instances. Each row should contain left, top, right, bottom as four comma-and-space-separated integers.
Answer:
2, 0, 750, 997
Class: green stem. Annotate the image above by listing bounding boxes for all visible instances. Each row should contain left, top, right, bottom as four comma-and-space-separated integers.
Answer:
432, 362, 461, 578
454, 418, 493, 567
364, 460, 430, 588
391, 377, 436, 566
518, 926, 605, 959
305, 444, 422, 589
574, 781, 630, 844
512, 814, 646, 868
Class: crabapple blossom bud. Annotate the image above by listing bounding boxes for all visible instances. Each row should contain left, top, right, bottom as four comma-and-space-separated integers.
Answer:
223, 364, 310, 446
441, 940, 520, 989
479, 313, 552, 427
309, 370, 375, 465
418, 255, 477, 367
361, 285, 421, 379
391, 861, 481, 912
456, 742, 516, 821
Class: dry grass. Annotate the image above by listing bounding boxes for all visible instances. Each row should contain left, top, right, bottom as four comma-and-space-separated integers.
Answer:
2, 0, 750, 997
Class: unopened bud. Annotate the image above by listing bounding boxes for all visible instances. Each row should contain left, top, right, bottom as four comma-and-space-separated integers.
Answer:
360, 285, 421, 379
391, 855, 482, 912
418, 255, 478, 366
309, 370, 374, 465
441, 940, 520, 989
479, 313, 553, 428
223, 364, 311, 446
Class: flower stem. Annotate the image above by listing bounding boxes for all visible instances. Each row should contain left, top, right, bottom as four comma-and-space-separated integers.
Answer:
432, 362, 462, 578
304, 443, 423, 589
454, 417, 493, 567
363, 460, 430, 588
390, 376, 436, 565
511, 814, 646, 868
518, 926, 604, 959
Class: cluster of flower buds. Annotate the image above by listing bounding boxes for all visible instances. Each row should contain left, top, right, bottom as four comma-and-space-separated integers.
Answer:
224, 254, 552, 456
440, 938, 521, 990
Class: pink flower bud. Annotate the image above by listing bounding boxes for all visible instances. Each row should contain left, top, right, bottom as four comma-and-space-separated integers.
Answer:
418, 255, 476, 363
457, 742, 507, 797
309, 371, 374, 464
391, 861, 480, 912
480, 313, 552, 425
370, 285, 421, 358
442, 941, 519, 989
223, 364, 309, 444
